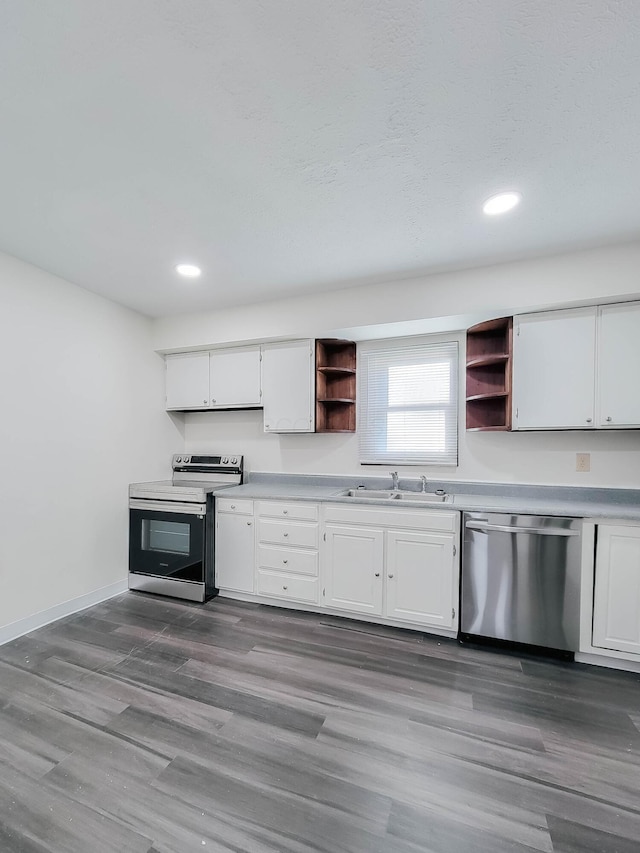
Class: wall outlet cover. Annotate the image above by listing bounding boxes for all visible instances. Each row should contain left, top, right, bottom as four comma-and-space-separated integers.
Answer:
576, 452, 591, 473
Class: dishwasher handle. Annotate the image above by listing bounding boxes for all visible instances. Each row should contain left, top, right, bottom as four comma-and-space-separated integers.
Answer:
465, 520, 579, 537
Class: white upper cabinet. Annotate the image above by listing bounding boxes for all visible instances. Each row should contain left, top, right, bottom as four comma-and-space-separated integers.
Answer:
597, 302, 640, 427
261, 340, 315, 433
209, 347, 261, 408
165, 347, 261, 411
512, 307, 597, 430
165, 352, 211, 410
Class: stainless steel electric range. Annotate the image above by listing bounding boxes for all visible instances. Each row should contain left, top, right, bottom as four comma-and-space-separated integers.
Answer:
128, 454, 243, 602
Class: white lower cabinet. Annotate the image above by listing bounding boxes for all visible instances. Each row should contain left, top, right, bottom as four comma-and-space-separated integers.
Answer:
593, 524, 640, 655
256, 501, 319, 604
324, 525, 384, 615
217, 497, 460, 635
385, 529, 456, 628
321, 505, 459, 632
215, 499, 255, 593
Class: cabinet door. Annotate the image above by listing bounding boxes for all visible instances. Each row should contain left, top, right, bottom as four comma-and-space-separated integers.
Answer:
209, 347, 261, 408
593, 524, 640, 655
165, 352, 210, 410
323, 524, 384, 615
385, 530, 457, 629
262, 341, 315, 433
215, 512, 255, 593
597, 302, 640, 427
512, 308, 596, 429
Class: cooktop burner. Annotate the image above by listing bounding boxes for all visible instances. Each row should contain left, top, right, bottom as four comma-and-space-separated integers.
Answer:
129, 454, 244, 503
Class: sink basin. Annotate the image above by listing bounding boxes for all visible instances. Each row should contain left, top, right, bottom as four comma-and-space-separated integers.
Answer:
394, 492, 452, 504
344, 489, 399, 499
342, 489, 451, 504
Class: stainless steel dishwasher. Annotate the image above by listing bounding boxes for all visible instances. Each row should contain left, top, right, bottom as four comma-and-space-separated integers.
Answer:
460, 512, 582, 652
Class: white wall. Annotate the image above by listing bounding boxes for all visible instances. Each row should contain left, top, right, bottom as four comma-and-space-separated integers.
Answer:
0, 252, 183, 633
182, 365, 640, 489
155, 241, 640, 489
153, 240, 640, 351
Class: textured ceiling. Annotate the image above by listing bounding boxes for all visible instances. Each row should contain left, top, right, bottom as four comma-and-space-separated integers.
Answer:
0, 1, 639, 317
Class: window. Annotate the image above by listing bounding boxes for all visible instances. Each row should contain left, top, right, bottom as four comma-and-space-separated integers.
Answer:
358, 339, 458, 465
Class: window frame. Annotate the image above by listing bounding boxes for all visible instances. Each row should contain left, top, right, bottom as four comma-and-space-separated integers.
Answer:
358, 337, 459, 466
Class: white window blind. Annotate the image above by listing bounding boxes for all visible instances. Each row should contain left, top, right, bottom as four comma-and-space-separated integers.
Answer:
358, 339, 458, 466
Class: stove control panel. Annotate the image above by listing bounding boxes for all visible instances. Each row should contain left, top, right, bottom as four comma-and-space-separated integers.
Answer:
171, 454, 243, 474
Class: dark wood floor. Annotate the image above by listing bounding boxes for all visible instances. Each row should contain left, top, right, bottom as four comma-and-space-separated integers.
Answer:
0, 594, 639, 853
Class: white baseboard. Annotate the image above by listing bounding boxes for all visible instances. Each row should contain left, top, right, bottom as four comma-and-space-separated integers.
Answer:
575, 651, 640, 673
217, 590, 458, 639
0, 579, 128, 647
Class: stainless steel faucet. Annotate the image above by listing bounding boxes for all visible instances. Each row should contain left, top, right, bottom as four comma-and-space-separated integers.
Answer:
420, 475, 428, 493
390, 471, 399, 490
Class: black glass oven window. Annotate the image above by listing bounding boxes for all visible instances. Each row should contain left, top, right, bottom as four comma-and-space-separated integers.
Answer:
142, 519, 190, 554
130, 508, 205, 584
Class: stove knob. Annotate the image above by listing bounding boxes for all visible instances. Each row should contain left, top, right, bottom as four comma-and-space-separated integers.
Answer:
230, 456, 237, 464
184, 456, 190, 464
176, 456, 182, 463
221, 456, 228, 464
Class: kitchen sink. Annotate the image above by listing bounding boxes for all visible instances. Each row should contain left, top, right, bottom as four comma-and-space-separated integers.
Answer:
342, 489, 451, 503
395, 491, 452, 503
343, 489, 398, 499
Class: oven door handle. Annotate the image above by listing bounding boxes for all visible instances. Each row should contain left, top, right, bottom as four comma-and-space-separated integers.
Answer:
465, 520, 579, 537
129, 499, 207, 515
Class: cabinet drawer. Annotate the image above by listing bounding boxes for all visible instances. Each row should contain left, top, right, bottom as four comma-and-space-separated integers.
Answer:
216, 498, 254, 515
257, 544, 318, 577
257, 518, 318, 548
257, 570, 318, 603
257, 501, 318, 522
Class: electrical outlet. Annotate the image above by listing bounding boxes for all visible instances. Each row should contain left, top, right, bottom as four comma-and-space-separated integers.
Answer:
576, 453, 591, 473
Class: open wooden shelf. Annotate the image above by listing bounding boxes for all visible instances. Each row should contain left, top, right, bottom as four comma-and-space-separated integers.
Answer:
315, 340, 357, 432
466, 354, 509, 368
317, 366, 356, 375
466, 391, 509, 402
466, 317, 513, 431
467, 424, 514, 432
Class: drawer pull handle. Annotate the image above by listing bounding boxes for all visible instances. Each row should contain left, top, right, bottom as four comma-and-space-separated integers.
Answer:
283, 510, 288, 515
283, 559, 288, 564
388, 574, 394, 579
374, 572, 380, 578
283, 585, 288, 590
247, 521, 252, 526
230, 505, 236, 509
283, 533, 289, 538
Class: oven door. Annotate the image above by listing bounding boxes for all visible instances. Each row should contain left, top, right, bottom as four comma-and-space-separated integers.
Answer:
128, 499, 213, 601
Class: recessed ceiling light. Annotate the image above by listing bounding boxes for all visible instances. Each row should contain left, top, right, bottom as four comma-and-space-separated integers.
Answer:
482, 191, 522, 216
175, 263, 202, 278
